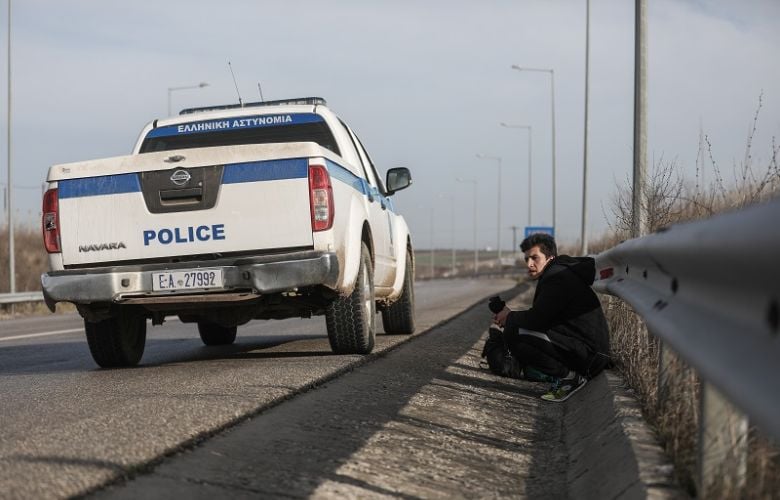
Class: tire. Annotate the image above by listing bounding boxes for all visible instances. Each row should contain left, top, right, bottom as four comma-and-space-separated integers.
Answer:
382, 249, 416, 335
197, 321, 238, 346
84, 309, 146, 368
326, 242, 376, 354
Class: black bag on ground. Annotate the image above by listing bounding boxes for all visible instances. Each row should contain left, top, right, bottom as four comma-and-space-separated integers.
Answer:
481, 327, 556, 382
481, 327, 523, 379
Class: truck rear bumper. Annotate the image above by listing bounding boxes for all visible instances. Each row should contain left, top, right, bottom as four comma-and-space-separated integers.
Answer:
41, 250, 339, 311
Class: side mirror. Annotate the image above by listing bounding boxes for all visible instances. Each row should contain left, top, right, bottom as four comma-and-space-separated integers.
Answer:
385, 167, 412, 195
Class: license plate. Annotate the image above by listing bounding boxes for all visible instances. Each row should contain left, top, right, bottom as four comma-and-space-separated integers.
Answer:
152, 268, 224, 292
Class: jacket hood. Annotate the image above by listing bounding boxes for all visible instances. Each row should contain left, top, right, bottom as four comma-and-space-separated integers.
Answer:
544, 255, 596, 286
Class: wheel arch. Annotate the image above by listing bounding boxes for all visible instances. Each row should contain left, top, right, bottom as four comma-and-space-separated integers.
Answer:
361, 221, 375, 267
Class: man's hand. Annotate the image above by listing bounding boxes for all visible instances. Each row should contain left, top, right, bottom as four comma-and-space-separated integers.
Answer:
493, 306, 510, 328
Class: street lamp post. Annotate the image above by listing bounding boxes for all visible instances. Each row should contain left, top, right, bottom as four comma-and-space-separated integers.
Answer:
450, 196, 456, 276
456, 178, 479, 276
476, 154, 502, 263
500, 123, 533, 227
429, 206, 435, 279
511, 65, 556, 234
167, 82, 209, 116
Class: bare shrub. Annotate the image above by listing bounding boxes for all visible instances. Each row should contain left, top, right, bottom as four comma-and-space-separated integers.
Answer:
606, 155, 686, 238
602, 93, 780, 497
682, 92, 780, 222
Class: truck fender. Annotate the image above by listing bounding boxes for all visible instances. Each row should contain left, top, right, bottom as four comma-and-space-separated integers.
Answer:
338, 195, 372, 295
385, 224, 413, 303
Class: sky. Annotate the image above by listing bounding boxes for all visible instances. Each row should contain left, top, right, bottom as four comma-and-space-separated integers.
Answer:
1, 0, 778, 252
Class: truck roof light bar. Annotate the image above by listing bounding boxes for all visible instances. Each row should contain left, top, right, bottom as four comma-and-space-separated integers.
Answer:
180, 97, 327, 115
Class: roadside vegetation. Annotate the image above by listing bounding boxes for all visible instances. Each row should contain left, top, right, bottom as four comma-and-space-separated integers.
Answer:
0, 226, 48, 294
593, 94, 779, 497
0, 226, 61, 316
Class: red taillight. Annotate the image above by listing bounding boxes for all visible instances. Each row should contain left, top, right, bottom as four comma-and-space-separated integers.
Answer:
42, 188, 61, 253
309, 164, 334, 231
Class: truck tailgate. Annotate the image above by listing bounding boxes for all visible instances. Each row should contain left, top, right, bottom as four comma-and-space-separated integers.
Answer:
55, 153, 315, 267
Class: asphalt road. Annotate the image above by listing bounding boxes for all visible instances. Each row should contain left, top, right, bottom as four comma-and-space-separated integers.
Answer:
0, 278, 516, 499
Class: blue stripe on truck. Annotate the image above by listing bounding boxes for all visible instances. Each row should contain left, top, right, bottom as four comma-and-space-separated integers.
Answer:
222, 158, 308, 183
325, 159, 395, 213
57, 159, 308, 199
325, 159, 367, 194
59, 174, 141, 199
56, 158, 383, 201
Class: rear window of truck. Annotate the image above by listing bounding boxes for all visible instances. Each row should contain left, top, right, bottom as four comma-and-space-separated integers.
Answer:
139, 113, 340, 155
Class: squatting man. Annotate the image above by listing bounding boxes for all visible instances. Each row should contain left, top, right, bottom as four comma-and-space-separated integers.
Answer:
492, 233, 611, 402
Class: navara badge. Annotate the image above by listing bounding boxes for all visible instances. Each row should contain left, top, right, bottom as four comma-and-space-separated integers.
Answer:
170, 169, 191, 186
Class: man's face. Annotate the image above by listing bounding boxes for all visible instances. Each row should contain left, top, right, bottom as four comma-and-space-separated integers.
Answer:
524, 245, 554, 280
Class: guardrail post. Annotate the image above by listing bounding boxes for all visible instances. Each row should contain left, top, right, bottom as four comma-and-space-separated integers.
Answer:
656, 339, 674, 410
697, 381, 748, 497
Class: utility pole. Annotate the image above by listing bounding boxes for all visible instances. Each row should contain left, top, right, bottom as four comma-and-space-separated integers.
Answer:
7, 0, 14, 293
632, 0, 647, 238
510, 225, 519, 256
581, 0, 591, 255
551, 70, 557, 235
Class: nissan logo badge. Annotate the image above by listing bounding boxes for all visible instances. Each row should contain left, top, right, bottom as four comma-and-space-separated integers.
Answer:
170, 169, 191, 186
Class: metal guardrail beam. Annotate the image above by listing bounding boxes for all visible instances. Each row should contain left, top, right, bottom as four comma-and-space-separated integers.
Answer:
593, 197, 780, 441
0, 291, 44, 305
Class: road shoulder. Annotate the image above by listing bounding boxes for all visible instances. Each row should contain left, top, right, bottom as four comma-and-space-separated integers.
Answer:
94, 285, 685, 499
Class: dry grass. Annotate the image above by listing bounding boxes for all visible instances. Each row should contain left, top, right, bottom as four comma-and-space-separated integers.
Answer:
601, 94, 780, 497
746, 432, 780, 499
0, 226, 48, 294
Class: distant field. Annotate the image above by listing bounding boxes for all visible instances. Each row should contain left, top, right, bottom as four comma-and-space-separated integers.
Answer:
413, 249, 525, 279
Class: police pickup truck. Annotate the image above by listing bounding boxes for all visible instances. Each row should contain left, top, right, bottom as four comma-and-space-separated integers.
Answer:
41, 97, 415, 368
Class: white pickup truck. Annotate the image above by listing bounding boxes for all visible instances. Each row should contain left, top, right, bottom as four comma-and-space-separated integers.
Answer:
41, 97, 415, 368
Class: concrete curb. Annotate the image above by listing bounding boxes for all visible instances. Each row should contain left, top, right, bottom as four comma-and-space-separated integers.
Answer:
565, 371, 687, 499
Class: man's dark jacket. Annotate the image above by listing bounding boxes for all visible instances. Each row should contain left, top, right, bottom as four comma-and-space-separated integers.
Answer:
504, 255, 610, 376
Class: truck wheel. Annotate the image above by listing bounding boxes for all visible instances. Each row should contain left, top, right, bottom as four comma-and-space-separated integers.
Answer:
84, 310, 146, 368
198, 321, 238, 346
382, 249, 416, 335
326, 242, 376, 354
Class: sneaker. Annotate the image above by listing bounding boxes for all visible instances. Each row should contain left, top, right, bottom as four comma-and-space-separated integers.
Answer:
541, 374, 587, 402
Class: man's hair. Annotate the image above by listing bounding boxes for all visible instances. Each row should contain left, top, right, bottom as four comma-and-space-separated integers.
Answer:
520, 233, 558, 258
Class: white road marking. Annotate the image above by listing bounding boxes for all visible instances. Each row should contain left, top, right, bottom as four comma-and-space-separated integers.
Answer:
0, 328, 83, 342
0, 316, 184, 343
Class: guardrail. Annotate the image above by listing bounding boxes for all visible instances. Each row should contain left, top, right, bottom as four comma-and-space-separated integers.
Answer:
0, 291, 44, 305
593, 196, 780, 495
